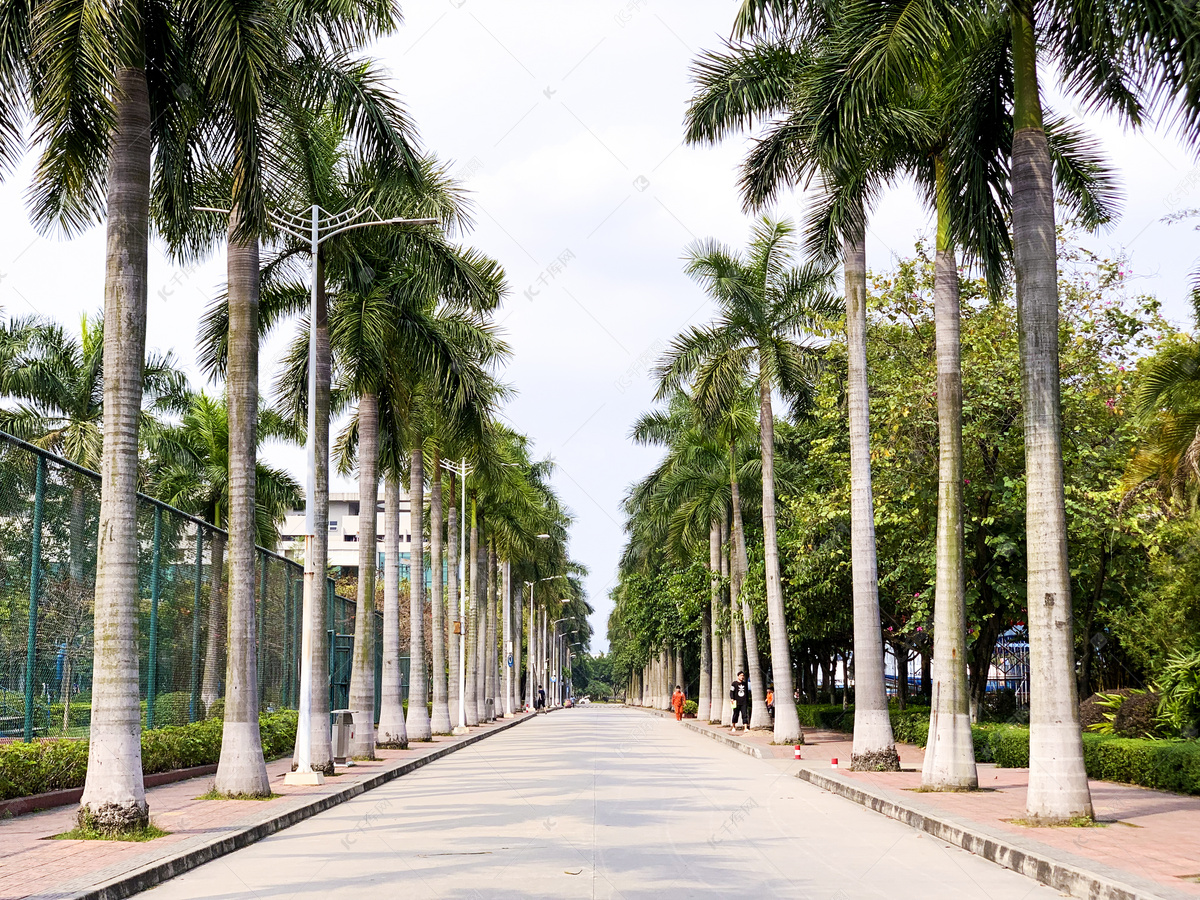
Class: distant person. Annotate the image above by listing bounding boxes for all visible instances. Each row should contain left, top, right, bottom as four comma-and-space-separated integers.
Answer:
766, 685, 775, 721
730, 670, 751, 734
672, 685, 685, 721
537, 686, 546, 711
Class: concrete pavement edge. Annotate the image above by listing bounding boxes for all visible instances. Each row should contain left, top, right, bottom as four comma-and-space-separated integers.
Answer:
794, 766, 1193, 900
56, 713, 538, 900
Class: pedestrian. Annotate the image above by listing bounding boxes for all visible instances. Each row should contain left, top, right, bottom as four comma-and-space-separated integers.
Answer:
729, 670, 751, 734
536, 686, 546, 711
766, 684, 775, 721
671, 684, 685, 721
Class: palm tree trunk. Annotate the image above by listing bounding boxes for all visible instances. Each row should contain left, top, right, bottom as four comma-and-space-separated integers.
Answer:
377, 474, 408, 748
709, 521, 722, 722
79, 67, 151, 832
719, 519, 734, 727
429, 464, 452, 733
406, 446, 432, 740
698, 553, 713, 721
501, 559, 513, 715
465, 498, 480, 725
347, 392, 379, 759
200, 530, 226, 713
724, 516, 746, 679
922, 161, 978, 790
447, 472, 461, 726
731, 470, 770, 730
299, 248, 334, 774
512, 566, 523, 710
1012, 0, 1092, 821
844, 216, 899, 770
214, 225, 269, 796
484, 540, 497, 721
758, 372, 804, 744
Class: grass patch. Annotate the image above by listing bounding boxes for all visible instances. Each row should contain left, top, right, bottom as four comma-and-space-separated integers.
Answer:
52, 822, 170, 842
194, 789, 279, 801
1005, 816, 1106, 828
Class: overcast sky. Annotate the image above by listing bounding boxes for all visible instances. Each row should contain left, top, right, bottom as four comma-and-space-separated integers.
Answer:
2, 1, 1199, 650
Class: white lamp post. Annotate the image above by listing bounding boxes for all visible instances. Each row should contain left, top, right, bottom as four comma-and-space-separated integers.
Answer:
222, 205, 436, 787
525, 573, 564, 709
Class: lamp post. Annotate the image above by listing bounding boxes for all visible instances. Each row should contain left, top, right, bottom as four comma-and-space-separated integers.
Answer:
549, 616, 570, 707
226, 204, 435, 786
439, 458, 474, 734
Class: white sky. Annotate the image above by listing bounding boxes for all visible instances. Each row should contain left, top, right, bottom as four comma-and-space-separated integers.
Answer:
2, 1, 1199, 650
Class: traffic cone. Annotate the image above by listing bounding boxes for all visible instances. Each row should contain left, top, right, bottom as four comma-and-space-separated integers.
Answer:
794, 745, 802, 760
831, 757, 838, 769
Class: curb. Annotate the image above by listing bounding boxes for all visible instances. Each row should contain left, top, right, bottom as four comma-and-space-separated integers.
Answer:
49, 713, 537, 900
634, 706, 766, 759
794, 766, 1193, 900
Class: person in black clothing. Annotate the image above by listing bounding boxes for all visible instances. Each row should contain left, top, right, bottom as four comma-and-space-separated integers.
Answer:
536, 686, 546, 711
729, 670, 751, 733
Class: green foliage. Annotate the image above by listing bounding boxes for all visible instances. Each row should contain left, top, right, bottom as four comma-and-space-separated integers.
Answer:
206, 698, 225, 721
1081, 735, 1200, 795
0, 711, 297, 801
1156, 650, 1200, 737
989, 726, 1031, 768
153, 691, 194, 727
683, 700, 698, 717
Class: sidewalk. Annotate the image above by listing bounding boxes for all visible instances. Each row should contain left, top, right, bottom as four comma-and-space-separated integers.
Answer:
0, 713, 535, 900
641, 707, 1200, 900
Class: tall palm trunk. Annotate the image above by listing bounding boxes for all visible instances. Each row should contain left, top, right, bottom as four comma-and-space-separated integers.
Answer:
1011, 0, 1091, 821
501, 559, 512, 715
214, 225, 269, 796
845, 215, 900, 770
698, 527, 713, 720
299, 249, 334, 773
511, 564, 522, 710
725, 516, 746, 678
377, 475, 408, 747
758, 372, 803, 744
347, 392, 379, 758
922, 160, 978, 790
719, 522, 733, 727
406, 446, 432, 740
485, 542, 498, 719
429, 465, 451, 733
465, 498, 480, 725
79, 67, 151, 832
709, 521, 722, 723
731, 468, 770, 730
476, 523, 490, 718
447, 472, 461, 725
200, 530, 226, 712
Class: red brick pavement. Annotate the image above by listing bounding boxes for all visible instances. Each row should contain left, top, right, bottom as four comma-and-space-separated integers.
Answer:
0, 716, 530, 900
659, 711, 1200, 898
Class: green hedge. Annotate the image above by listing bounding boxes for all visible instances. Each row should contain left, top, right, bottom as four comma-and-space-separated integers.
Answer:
986, 726, 1200, 794
0, 710, 298, 802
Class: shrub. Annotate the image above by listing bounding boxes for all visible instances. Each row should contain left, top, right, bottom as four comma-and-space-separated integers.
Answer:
1157, 650, 1200, 738
0, 711, 298, 801
1082, 734, 1200, 794
1079, 694, 1109, 731
890, 708, 931, 746
981, 688, 1017, 723
206, 698, 225, 721
1113, 691, 1163, 738
795, 704, 854, 731
682, 700, 698, 717
989, 726, 1031, 767
153, 692, 195, 727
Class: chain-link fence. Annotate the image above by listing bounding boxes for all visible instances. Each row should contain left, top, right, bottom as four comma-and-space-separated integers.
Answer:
0, 430, 387, 742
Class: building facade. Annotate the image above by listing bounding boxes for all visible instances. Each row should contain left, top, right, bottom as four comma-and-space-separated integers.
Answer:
277, 491, 414, 573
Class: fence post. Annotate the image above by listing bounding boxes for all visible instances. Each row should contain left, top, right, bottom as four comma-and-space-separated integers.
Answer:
258, 552, 267, 703
189, 526, 204, 723
147, 506, 163, 729
23, 456, 46, 742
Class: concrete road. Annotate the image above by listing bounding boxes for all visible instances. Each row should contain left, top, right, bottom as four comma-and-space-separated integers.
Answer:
143, 707, 1055, 899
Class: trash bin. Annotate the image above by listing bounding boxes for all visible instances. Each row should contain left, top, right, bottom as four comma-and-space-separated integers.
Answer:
331, 709, 354, 765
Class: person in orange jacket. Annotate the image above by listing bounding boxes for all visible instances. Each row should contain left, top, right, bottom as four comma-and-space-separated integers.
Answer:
671, 684, 686, 721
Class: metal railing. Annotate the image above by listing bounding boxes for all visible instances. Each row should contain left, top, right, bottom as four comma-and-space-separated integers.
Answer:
0, 430, 394, 741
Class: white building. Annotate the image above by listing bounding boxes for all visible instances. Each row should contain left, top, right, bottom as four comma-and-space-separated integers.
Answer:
277, 491, 415, 573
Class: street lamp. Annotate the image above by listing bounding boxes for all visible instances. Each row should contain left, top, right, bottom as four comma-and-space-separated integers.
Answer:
236, 204, 436, 786
549, 616, 571, 707
439, 457, 474, 734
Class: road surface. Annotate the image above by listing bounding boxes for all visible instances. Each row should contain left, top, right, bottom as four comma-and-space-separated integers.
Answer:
142, 707, 1054, 899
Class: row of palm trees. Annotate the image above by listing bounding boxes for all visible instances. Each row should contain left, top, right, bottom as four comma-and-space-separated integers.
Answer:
620, 0, 1200, 823
0, 0, 584, 831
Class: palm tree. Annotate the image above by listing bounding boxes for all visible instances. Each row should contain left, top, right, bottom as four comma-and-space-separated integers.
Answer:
655, 217, 835, 745
146, 392, 301, 714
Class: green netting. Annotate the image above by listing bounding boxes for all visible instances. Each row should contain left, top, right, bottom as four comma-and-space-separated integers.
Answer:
0, 431, 381, 742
